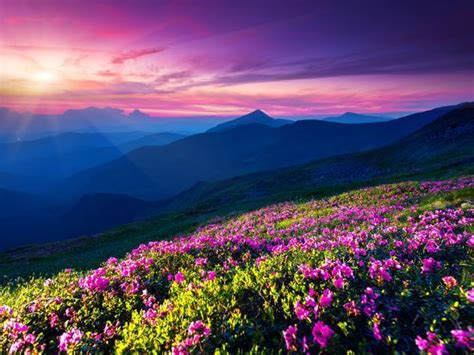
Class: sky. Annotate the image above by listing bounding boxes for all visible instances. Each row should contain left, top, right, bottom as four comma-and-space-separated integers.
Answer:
0, 0, 473, 117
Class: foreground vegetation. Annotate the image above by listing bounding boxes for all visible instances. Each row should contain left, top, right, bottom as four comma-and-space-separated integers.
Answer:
1, 178, 473, 353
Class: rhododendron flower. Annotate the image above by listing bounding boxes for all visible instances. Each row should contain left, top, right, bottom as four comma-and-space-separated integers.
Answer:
441, 276, 457, 289
283, 325, 298, 351
319, 289, 333, 308
312, 321, 334, 348
294, 301, 310, 320
188, 321, 211, 337
3, 320, 28, 333
49, 313, 59, 328
58, 328, 83, 352
451, 328, 473, 350
343, 301, 360, 316
415, 332, 447, 354
206, 271, 216, 281
174, 272, 185, 284
466, 288, 474, 303
421, 258, 441, 274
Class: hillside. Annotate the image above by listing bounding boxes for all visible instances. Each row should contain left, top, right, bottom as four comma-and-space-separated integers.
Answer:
63, 104, 458, 200
0, 178, 472, 353
322, 112, 394, 124
207, 109, 293, 132
166, 105, 474, 210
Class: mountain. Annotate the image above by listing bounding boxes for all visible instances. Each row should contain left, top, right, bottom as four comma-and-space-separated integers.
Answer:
0, 188, 49, 217
207, 109, 293, 132
120, 132, 186, 151
165, 104, 474, 210
0, 131, 185, 188
322, 112, 394, 124
60, 193, 161, 236
62, 104, 458, 200
0, 107, 229, 141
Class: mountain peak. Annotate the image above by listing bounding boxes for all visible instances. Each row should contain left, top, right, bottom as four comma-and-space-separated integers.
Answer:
129, 109, 150, 119
206, 109, 292, 133
243, 109, 271, 119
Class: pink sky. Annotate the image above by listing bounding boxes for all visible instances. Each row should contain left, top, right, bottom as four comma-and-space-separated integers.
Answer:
0, 0, 472, 116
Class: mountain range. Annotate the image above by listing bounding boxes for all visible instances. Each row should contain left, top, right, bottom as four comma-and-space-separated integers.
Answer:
61, 104, 458, 200
0, 102, 471, 250
163, 104, 473, 211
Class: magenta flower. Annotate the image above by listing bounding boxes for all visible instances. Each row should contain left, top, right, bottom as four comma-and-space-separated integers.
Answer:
319, 289, 333, 308
421, 258, 441, 274
58, 328, 83, 352
283, 325, 298, 351
294, 301, 310, 320
312, 321, 334, 348
466, 288, 474, 303
451, 328, 473, 350
174, 272, 185, 284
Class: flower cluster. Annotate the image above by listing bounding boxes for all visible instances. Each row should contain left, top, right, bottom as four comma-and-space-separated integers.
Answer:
0, 177, 472, 353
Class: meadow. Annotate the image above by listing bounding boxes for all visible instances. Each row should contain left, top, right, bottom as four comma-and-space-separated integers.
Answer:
1, 178, 473, 353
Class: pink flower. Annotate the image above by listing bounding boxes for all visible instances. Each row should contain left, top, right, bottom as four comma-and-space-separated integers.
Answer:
283, 325, 298, 351
319, 289, 333, 308
451, 328, 473, 350
312, 321, 334, 348
188, 321, 211, 337
174, 272, 185, 284
206, 271, 216, 281
333, 278, 345, 289
441, 276, 457, 289
466, 288, 474, 303
343, 301, 360, 316
421, 258, 441, 274
58, 328, 83, 352
372, 323, 383, 341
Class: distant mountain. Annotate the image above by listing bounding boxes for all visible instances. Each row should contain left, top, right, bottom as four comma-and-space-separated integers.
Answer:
0, 131, 185, 187
166, 104, 473, 210
207, 110, 293, 133
322, 112, 394, 124
120, 132, 186, 151
63, 104, 458, 200
0, 107, 231, 141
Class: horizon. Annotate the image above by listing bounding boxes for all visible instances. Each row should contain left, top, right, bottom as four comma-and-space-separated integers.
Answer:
1, 0, 472, 117
5, 100, 472, 121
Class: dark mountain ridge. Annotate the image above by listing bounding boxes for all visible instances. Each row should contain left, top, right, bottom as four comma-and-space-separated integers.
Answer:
61, 103, 459, 200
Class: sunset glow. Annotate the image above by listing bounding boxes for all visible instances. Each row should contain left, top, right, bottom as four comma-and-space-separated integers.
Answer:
0, 0, 472, 116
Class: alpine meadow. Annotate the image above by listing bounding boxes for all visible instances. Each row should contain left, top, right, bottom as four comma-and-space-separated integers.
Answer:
0, 1, 473, 353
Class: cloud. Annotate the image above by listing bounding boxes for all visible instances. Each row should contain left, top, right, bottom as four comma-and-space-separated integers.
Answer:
111, 47, 166, 64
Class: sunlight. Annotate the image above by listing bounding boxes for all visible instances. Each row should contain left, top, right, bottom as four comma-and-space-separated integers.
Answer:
33, 71, 58, 83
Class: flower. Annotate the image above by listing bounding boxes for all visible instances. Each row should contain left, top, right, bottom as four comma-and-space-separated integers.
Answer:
312, 321, 334, 348
441, 276, 457, 289
174, 272, 185, 284
466, 288, 474, 303
58, 328, 83, 352
421, 258, 441, 274
283, 325, 298, 351
319, 289, 333, 308
451, 328, 473, 350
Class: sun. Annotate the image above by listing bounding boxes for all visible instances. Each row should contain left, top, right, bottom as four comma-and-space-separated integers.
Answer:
33, 71, 57, 82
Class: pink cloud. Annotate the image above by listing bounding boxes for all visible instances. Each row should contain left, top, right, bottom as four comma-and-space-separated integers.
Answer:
111, 48, 166, 64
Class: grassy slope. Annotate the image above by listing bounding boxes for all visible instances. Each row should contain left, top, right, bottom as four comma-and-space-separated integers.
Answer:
0, 166, 472, 281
